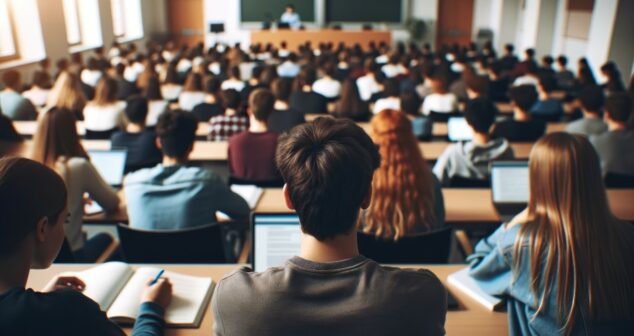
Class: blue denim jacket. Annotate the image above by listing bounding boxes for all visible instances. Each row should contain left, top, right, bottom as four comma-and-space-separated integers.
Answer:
467, 222, 634, 336
124, 164, 250, 230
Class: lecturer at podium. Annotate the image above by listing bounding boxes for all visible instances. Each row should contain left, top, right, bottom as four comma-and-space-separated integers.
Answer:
280, 4, 301, 29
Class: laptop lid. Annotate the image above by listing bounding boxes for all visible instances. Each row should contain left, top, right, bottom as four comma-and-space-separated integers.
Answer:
491, 161, 529, 218
87, 149, 127, 187
447, 117, 473, 142
251, 213, 302, 272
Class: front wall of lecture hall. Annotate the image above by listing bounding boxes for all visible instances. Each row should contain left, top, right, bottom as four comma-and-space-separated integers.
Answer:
1, 0, 633, 335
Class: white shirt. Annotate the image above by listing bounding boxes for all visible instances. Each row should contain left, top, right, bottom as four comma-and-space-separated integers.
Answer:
373, 97, 401, 114
161, 84, 183, 101
177, 59, 193, 73
277, 61, 301, 78
422, 93, 459, 115
280, 12, 301, 29
221, 79, 246, 92
146, 100, 169, 126
178, 91, 206, 111
356, 74, 381, 101
381, 64, 408, 78
22, 88, 50, 108
313, 78, 341, 99
513, 75, 539, 87
81, 69, 103, 87
83, 101, 126, 131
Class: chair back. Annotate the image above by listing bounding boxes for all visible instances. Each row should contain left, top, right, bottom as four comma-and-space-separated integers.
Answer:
117, 223, 227, 263
229, 176, 284, 188
605, 172, 634, 189
357, 227, 452, 264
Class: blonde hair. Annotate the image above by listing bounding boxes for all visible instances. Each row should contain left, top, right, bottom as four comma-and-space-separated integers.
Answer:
515, 133, 633, 334
364, 109, 436, 240
92, 77, 118, 106
46, 72, 86, 113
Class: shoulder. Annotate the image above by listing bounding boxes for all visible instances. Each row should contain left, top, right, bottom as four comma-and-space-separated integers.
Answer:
369, 262, 447, 305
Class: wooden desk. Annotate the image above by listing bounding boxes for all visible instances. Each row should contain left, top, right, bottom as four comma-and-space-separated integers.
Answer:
251, 29, 391, 51
26, 264, 507, 336
14, 121, 209, 138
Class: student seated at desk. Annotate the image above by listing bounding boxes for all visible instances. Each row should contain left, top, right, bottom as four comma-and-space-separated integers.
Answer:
312, 63, 342, 100
208, 89, 249, 141
268, 78, 305, 134
228, 89, 279, 182
433, 98, 514, 186
421, 74, 459, 116
111, 96, 162, 174
143, 77, 169, 127
400, 91, 433, 141
590, 93, 634, 176
45, 71, 87, 121
32, 107, 120, 262
213, 117, 447, 336
565, 85, 607, 137
178, 73, 206, 112
289, 67, 328, 115
331, 79, 371, 122
0, 157, 172, 336
362, 110, 445, 238
191, 77, 224, 122
22, 71, 52, 108
0, 70, 38, 121
467, 133, 634, 336
124, 110, 249, 230
372, 78, 401, 114
83, 77, 126, 139
0, 114, 24, 157
491, 85, 546, 142
530, 75, 564, 122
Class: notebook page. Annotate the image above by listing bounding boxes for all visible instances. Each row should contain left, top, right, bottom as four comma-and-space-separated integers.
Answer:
230, 185, 264, 210
153, 269, 214, 326
107, 266, 161, 322
447, 267, 504, 311
61, 262, 134, 311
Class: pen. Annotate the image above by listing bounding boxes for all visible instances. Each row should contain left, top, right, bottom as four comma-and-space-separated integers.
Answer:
149, 269, 164, 285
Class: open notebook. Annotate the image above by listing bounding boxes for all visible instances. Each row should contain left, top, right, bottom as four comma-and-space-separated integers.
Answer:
57, 262, 214, 327
447, 267, 505, 311
230, 185, 264, 209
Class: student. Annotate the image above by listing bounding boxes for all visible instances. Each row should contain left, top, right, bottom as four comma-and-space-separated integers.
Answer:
80, 58, 104, 87
221, 66, 246, 92
213, 117, 447, 335
513, 63, 540, 88
356, 59, 383, 101
45, 71, 87, 121
565, 85, 607, 137
143, 77, 169, 127
0, 156, 172, 336
268, 78, 305, 134
372, 78, 401, 114
0, 70, 38, 121
192, 77, 224, 122
433, 98, 514, 185
31, 107, 120, 262
362, 109, 444, 239
590, 93, 634, 176
277, 53, 301, 78
468, 133, 634, 336
160, 63, 183, 102
421, 74, 459, 116
487, 62, 510, 102
22, 71, 52, 108
512, 48, 537, 78
0, 114, 24, 157
228, 89, 280, 182
124, 110, 249, 230
209, 89, 249, 141
280, 4, 301, 29
381, 54, 407, 78
555, 56, 575, 91
111, 96, 162, 173
113, 63, 140, 101
530, 74, 564, 122
491, 85, 546, 142
332, 79, 371, 122
312, 63, 342, 100
83, 77, 126, 139
178, 73, 206, 112
289, 67, 328, 115
599, 61, 626, 95
400, 91, 433, 141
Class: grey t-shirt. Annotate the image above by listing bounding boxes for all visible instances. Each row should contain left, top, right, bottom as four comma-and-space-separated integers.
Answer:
590, 129, 634, 176
213, 255, 447, 336
565, 117, 607, 137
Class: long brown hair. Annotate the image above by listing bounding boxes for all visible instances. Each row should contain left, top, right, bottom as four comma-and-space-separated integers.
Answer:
515, 133, 633, 334
46, 71, 86, 113
333, 79, 367, 120
31, 107, 88, 167
92, 77, 118, 106
364, 109, 436, 240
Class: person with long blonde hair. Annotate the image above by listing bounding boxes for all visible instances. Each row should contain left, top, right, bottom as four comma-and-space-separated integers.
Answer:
362, 109, 445, 240
468, 132, 634, 335
45, 71, 87, 120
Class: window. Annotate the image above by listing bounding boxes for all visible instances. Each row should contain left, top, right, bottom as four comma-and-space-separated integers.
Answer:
111, 0, 144, 41
111, 0, 125, 37
62, 0, 82, 45
0, 0, 18, 61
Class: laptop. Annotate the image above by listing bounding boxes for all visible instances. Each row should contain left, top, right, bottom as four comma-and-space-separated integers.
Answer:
491, 161, 529, 220
88, 149, 128, 188
251, 213, 302, 272
447, 117, 473, 142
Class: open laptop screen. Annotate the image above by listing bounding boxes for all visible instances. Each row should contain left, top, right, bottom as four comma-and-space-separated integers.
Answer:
491, 161, 529, 203
88, 149, 127, 187
448, 117, 473, 142
252, 213, 301, 272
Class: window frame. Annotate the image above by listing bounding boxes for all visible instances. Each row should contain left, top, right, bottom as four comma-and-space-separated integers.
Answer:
62, 0, 83, 46
110, 0, 126, 38
0, 0, 20, 63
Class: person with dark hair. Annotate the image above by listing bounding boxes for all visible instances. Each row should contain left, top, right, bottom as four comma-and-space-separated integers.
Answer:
539, 55, 555, 76
178, 72, 205, 111
22, 71, 52, 108
0, 70, 38, 120
111, 96, 162, 173
289, 67, 328, 114
513, 62, 540, 87
312, 63, 342, 100
422, 74, 459, 115
240, 65, 267, 105
124, 109, 249, 231
80, 58, 104, 87
0, 114, 24, 157
401, 91, 433, 141
160, 62, 183, 102
599, 61, 626, 94
500, 44, 518, 72
192, 77, 224, 122
332, 79, 371, 122
268, 78, 305, 133
277, 52, 301, 78
228, 89, 280, 182
565, 85, 607, 136
209, 89, 249, 141
530, 74, 564, 121
434, 98, 514, 185
590, 93, 634, 176
280, 4, 301, 29
114, 63, 140, 100
512, 48, 537, 78
221, 66, 246, 92
0, 157, 172, 336
213, 117, 447, 335
491, 85, 546, 142
555, 55, 575, 91
465, 75, 490, 99
143, 77, 168, 127
356, 59, 383, 101
487, 61, 510, 102
373, 78, 401, 113
83, 77, 126, 139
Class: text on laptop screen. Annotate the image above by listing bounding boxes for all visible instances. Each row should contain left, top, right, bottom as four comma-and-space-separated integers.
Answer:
88, 150, 127, 186
491, 162, 529, 203
253, 214, 301, 272
448, 117, 473, 142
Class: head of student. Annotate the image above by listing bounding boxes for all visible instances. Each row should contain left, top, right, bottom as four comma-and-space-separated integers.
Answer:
604, 92, 632, 125
155, 109, 198, 162
382, 78, 399, 98
464, 97, 497, 135
1, 70, 21, 91
125, 95, 149, 126
93, 77, 119, 106
32, 107, 88, 167
272, 77, 293, 103
577, 85, 604, 115
276, 117, 380, 241
222, 89, 241, 113
520, 132, 633, 333
248, 88, 275, 122
509, 84, 538, 113
144, 76, 163, 101
0, 157, 67, 269
285, 4, 295, 13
